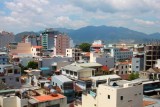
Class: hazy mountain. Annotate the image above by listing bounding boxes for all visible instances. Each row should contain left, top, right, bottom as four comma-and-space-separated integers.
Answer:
15, 25, 160, 43
56, 25, 159, 43
15, 31, 39, 42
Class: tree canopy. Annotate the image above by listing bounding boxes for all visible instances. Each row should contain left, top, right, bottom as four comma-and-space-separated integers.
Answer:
27, 61, 38, 69
128, 72, 139, 81
79, 43, 91, 52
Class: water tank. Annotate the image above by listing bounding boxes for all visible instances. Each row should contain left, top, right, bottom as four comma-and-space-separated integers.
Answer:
50, 89, 58, 97
44, 83, 52, 89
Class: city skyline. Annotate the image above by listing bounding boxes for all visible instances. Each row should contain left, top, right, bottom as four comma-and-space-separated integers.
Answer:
0, 0, 160, 34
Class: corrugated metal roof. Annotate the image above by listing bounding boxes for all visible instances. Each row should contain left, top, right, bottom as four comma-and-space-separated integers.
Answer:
52, 75, 72, 83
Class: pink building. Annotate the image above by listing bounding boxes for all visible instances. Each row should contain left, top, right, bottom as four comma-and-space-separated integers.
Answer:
54, 34, 70, 56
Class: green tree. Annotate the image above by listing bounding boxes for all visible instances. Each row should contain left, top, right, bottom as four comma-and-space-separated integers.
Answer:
27, 61, 38, 69
79, 43, 91, 52
128, 72, 139, 81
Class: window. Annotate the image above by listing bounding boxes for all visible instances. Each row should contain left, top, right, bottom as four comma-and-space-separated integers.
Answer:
108, 95, 110, 99
120, 96, 123, 100
126, 66, 127, 68
136, 66, 139, 68
74, 72, 77, 76
121, 71, 123, 74
8, 69, 13, 73
2, 78, 5, 83
66, 70, 69, 74
16, 77, 19, 82
122, 66, 123, 69
53, 82, 54, 85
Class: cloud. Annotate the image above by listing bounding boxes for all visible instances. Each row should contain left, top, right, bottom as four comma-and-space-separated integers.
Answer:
0, 0, 160, 34
134, 19, 155, 26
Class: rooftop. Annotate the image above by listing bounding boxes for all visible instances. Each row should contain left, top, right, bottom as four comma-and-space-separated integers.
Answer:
33, 94, 65, 102
77, 62, 102, 68
90, 75, 121, 81
52, 75, 72, 83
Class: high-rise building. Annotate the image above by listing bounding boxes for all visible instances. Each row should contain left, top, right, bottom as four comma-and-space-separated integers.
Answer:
0, 31, 14, 49
41, 28, 60, 51
54, 34, 70, 56
144, 43, 160, 70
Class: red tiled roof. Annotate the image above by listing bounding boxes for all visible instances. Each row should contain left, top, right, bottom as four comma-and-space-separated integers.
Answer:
91, 44, 103, 47
33, 94, 65, 102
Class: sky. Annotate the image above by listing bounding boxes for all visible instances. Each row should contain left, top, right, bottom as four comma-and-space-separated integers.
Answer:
0, 0, 160, 34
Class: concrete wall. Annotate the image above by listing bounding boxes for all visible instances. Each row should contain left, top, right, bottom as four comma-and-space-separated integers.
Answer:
0, 96, 21, 107
37, 97, 68, 107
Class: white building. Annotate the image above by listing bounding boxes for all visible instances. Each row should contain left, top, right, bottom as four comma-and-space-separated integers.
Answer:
110, 48, 133, 62
77, 80, 143, 107
90, 52, 114, 69
66, 48, 82, 61
31, 46, 42, 57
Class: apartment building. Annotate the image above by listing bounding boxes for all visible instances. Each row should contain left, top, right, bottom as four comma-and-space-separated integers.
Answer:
66, 48, 82, 61
54, 34, 70, 56
0, 64, 21, 88
41, 28, 60, 51
0, 31, 14, 49
51, 75, 74, 103
0, 52, 9, 65
77, 80, 143, 107
90, 52, 114, 69
107, 47, 133, 62
22, 35, 41, 46
114, 61, 132, 75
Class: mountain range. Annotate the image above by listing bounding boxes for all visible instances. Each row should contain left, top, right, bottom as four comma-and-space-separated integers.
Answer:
15, 25, 160, 43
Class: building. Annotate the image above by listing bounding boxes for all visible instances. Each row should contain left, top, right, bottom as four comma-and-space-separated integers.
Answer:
106, 47, 133, 62
0, 52, 9, 65
61, 64, 96, 80
0, 31, 14, 49
0, 89, 23, 107
41, 28, 60, 51
132, 56, 144, 72
114, 61, 132, 75
89, 74, 121, 88
66, 48, 82, 61
90, 40, 105, 53
38, 57, 72, 74
144, 43, 160, 70
10, 42, 32, 57
31, 46, 42, 57
90, 52, 114, 69
22, 35, 41, 46
51, 75, 74, 103
77, 80, 143, 107
29, 93, 67, 107
54, 34, 70, 56
0, 64, 21, 88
